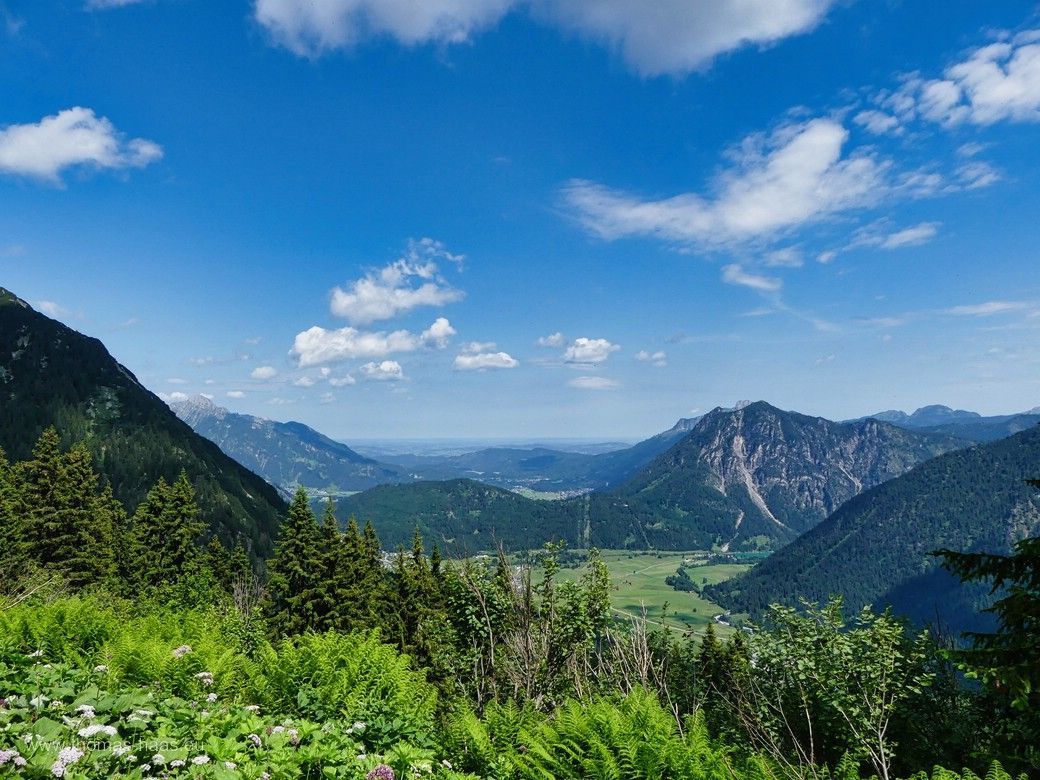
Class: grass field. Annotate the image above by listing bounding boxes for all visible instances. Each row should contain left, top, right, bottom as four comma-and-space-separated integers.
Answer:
548, 550, 753, 635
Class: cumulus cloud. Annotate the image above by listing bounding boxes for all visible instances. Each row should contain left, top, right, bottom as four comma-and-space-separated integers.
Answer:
537, 332, 564, 347
254, 0, 837, 75
875, 32, 1040, 129
945, 301, 1029, 317
565, 118, 887, 248
360, 360, 404, 381
567, 375, 618, 390
293, 376, 316, 387
0, 107, 161, 183
250, 365, 279, 380
290, 317, 453, 366
563, 337, 620, 365
454, 351, 519, 371
636, 349, 667, 367
227, 390, 246, 398
330, 240, 464, 324
721, 264, 781, 292
420, 316, 456, 348
531, 0, 836, 76
328, 374, 356, 386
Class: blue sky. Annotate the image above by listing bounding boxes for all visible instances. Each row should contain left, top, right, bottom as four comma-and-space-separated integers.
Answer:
2, 0, 1039, 440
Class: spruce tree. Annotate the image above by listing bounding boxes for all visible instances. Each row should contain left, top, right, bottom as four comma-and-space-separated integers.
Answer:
129, 471, 205, 589
266, 488, 322, 635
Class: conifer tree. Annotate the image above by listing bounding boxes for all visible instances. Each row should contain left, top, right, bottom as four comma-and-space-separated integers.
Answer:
129, 471, 205, 589
266, 488, 322, 635
0, 447, 25, 578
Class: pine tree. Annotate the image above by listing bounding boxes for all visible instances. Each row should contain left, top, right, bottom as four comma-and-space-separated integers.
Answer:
129, 471, 206, 589
266, 488, 322, 635
0, 447, 26, 579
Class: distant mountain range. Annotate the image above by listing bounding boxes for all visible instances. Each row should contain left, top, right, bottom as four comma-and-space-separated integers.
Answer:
853, 404, 1040, 443
172, 395, 699, 497
171, 396, 416, 497
0, 289, 286, 555
705, 423, 1040, 634
337, 401, 967, 552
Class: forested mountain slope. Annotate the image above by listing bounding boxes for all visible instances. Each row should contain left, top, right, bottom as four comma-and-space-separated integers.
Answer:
0, 288, 285, 554
171, 395, 414, 496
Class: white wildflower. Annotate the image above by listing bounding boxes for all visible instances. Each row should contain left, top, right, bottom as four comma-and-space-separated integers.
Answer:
195, 671, 214, 686
172, 644, 192, 658
170, 759, 185, 767
206, 692, 218, 703
244, 704, 260, 712
112, 745, 132, 756
247, 733, 262, 748
77, 724, 117, 738
224, 761, 236, 770
28, 649, 43, 658
93, 664, 109, 673
75, 704, 96, 718
191, 755, 210, 765
152, 754, 166, 765
0, 750, 21, 766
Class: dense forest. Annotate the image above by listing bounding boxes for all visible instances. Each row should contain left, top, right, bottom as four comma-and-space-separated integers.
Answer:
0, 429, 1037, 779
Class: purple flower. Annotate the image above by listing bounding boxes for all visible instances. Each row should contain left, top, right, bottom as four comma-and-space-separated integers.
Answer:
366, 764, 395, 780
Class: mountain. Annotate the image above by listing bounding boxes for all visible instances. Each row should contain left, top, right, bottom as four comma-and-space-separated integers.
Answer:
0, 289, 285, 555
854, 404, 1040, 442
337, 401, 966, 553
704, 423, 1040, 633
592, 401, 967, 550
171, 396, 414, 497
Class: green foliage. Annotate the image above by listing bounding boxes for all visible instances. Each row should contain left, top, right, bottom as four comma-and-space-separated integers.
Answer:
734, 598, 934, 780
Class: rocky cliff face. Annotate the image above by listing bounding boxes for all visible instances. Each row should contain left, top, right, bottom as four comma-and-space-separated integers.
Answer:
616, 401, 965, 549
170, 396, 413, 497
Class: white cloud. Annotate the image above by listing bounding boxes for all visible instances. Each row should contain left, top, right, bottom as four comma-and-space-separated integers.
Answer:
563, 337, 619, 364
255, 0, 514, 57
292, 376, 316, 387
567, 375, 618, 390
460, 340, 496, 354
853, 109, 900, 135
255, 0, 837, 76
35, 300, 69, 318
763, 247, 803, 267
360, 360, 404, 381
250, 365, 279, 380
0, 107, 161, 183
420, 316, 456, 348
881, 32, 1040, 128
816, 250, 837, 264
159, 391, 190, 404
636, 349, 667, 367
329, 239, 463, 324
532, 0, 836, 76
565, 118, 887, 248
721, 264, 781, 292
537, 331, 564, 347
328, 374, 356, 386
227, 390, 246, 398
945, 301, 1029, 317
956, 161, 1001, 190
167, 377, 188, 385
319, 392, 336, 404
879, 222, 940, 249
454, 351, 519, 371
290, 316, 452, 366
